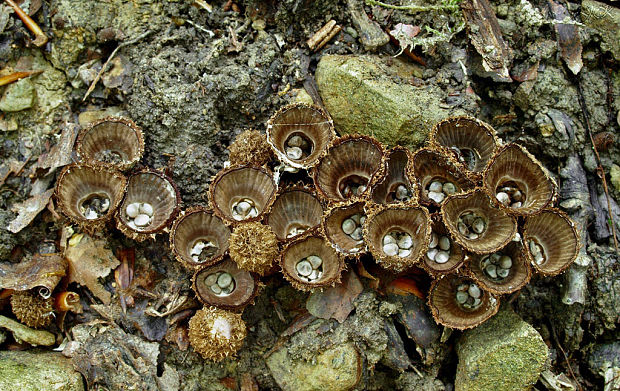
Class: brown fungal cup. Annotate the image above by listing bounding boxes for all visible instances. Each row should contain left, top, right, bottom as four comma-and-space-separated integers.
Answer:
412, 147, 474, 207
430, 116, 498, 180
421, 214, 465, 276
370, 146, 417, 205
483, 143, 556, 216
322, 200, 367, 256
428, 274, 500, 330
55, 163, 127, 232
209, 166, 277, 224
466, 241, 532, 295
441, 189, 517, 254
192, 258, 258, 311
76, 117, 144, 170
523, 209, 579, 276
363, 204, 431, 273
116, 169, 180, 241
266, 187, 324, 242
280, 235, 344, 291
170, 207, 231, 269
267, 103, 335, 169
313, 135, 386, 203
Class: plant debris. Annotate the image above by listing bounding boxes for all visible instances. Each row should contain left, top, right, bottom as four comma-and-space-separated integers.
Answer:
64, 234, 120, 305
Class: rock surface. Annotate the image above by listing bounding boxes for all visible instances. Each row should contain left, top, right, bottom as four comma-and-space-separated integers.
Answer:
266, 342, 361, 391
0, 78, 35, 112
0, 350, 84, 391
582, 0, 620, 61
455, 307, 548, 391
315, 55, 456, 148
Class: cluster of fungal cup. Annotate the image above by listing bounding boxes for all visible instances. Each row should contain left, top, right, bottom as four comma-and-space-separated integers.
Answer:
54, 105, 580, 362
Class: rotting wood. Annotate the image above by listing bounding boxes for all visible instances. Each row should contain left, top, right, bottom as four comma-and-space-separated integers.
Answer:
307, 19, 342, 51
461, 0, 513, 82
549, 0, 583, 75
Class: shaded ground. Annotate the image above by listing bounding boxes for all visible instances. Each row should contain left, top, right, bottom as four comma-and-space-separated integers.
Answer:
0, 0, 619, 390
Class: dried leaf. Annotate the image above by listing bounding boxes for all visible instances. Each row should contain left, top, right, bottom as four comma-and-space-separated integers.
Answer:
306, 269, 363, 323
280, 312, 316, 337
389, 23, 421, 39
34, 123, 78, 174
64, 234, 120, 305
69, 323, 162, 390
0, 158, 29, 186
7, 188, 54, 233
241, 373, 259, 391
386, 276, 425, 299
0, 253, 66, 293
461, 0, 513, 81
549, 0, 582, 75
390, 294, 441, 365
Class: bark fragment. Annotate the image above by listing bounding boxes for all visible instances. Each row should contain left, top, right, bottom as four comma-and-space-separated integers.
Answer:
461, 0, 513, 82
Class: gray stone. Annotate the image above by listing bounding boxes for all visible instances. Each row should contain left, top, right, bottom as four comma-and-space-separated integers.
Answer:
266, 342, 361, 391
0, 78, 36, 112
582, 0, 620, 61
455, 307, 548, 391
0, 350, 84, 391
315, 55, 456, 148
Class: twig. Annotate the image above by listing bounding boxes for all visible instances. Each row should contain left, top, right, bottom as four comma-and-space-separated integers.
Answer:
4, 0, 48, 46
549, 322, 583, 391
0, 70, 43, 87
365, 0, 459, 12
82, 30, 154, 101
575, 75, 619, 254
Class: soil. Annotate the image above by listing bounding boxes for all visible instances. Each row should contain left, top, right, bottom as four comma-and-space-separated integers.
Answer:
0, 0, 619, 390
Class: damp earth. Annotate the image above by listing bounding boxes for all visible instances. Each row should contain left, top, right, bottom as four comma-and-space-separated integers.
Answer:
1, 0, 619, 390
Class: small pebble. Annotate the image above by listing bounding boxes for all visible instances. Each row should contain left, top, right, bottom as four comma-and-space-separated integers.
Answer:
383, 243, 399, 256
350, 227, 363, 241
435, 251, 450, 264
429, 181, 443, 193
438, 236, 450, 251
499, 256, 512, 269
472, 218, 485, 234
296, 260, 312, 276
140, 203, 153, 217
496, 192, 510, 205
307, 255, 323, 269
443, 182, 456, 194
342, 219, 356, 235
456, 291, 468, 304
398, 235, 413, 249
383, 234, 396, 245
429, 233, 438, 248
468, 284, 481, 299
205, 273, 218, 286
134, 214, 151, 227
396, 185, 409, 200
286, 146, 303, 159
126, 203, 140, 218
287, 135, 303, 148
428, 191, 445, 203
217, 272, 232, 289
485, 264, 497, 278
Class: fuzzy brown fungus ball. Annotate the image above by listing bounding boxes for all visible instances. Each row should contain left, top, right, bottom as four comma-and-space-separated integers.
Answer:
10, 290, 54, 328
228, 129, 273, 167
229, 222, 279, 275
188, 307, 246, 361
